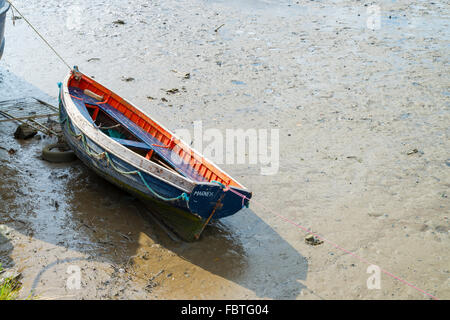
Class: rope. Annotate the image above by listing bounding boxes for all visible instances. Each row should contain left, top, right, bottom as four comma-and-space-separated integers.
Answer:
60, 115, 190, 203
95, 124, 121, 130
7, 1, 72, 70
211, 180, 227, 190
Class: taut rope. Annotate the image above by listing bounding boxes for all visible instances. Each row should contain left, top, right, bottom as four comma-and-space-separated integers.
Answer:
7, 1, 72, 70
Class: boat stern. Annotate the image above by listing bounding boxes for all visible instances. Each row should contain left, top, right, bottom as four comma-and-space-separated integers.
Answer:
188, 183, 251, 220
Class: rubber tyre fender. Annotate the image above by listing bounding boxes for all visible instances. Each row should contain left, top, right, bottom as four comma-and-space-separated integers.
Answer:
42, 143, 77, 163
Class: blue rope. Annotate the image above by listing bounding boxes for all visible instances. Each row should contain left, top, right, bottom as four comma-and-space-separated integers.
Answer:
136, 171, 189, 203
211, 180, 226, 189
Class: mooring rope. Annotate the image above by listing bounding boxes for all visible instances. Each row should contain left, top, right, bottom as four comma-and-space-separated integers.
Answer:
7, 1, 72, 70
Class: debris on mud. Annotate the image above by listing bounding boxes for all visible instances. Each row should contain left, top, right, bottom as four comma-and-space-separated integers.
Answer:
42, 142, 77, 163
214, 24, 225, 32
121, 77, 135, 82
145, 270, 164, 293
305, 234, 324, 246
7, 148, 16, 155
165, 88, 179, 95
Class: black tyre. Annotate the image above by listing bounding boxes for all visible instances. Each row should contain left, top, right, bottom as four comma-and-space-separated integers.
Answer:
42, 143, 77, 163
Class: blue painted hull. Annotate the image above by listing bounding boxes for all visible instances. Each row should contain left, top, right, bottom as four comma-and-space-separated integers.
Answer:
0, 0, 10, 60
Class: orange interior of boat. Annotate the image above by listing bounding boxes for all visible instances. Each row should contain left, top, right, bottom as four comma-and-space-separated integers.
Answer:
68, 72, 242, 188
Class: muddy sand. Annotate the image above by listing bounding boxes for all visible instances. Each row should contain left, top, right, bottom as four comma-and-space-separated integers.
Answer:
0, 0, 449, 299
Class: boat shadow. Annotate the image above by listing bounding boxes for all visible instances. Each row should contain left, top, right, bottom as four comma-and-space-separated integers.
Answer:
162, 210, 309, 299
63, 165, 309, 299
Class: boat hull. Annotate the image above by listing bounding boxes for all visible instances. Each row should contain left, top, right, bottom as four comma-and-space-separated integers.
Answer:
0, 0, 10, 60
59, 70, 251, 240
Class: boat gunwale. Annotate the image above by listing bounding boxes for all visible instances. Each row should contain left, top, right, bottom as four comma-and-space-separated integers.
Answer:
63, 70, 248, 191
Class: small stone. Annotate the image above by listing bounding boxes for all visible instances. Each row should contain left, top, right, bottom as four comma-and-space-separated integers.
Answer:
305, 234, 323, 246
14, 124, 37, 140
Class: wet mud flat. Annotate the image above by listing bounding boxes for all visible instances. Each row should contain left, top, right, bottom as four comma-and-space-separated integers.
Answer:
1, 0, 449, 299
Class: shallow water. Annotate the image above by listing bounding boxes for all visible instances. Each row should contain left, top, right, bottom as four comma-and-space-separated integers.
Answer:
0, 0, 449, 299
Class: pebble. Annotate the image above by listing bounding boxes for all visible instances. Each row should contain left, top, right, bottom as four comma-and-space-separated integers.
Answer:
13, 124, 37, 140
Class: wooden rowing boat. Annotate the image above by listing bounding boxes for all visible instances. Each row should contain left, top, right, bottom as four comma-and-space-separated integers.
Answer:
59, 67, 251, 241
